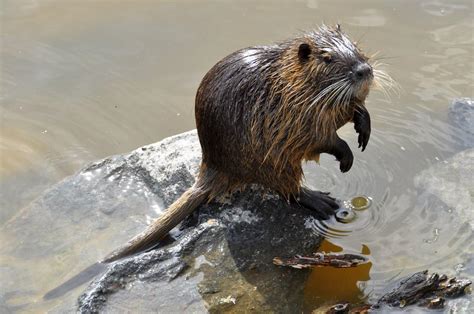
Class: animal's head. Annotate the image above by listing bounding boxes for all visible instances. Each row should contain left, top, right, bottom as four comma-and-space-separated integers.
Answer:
296, 24, 374, 104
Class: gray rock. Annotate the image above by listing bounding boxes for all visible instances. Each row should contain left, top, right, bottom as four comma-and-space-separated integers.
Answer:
449, 98, 474, 147
77, 135, 323, 313
1, 130, 322, 313
78, 189, 320, 313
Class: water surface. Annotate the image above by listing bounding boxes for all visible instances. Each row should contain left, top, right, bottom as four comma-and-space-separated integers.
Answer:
1, 0, 473, 312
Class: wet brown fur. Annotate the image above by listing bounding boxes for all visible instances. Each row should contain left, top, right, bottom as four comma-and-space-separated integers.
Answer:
104, 25, 377, 262
196, 25, 372, 199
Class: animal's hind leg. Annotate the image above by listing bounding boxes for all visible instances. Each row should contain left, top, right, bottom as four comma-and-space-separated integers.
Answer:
292, 187, 340, 220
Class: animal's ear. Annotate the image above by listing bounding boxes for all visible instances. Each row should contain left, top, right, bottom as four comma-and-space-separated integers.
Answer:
336, 23, 341, 31
298, 43, 312, 62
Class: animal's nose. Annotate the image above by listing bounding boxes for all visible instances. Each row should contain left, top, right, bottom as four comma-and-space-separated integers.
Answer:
353, 63, 372, 80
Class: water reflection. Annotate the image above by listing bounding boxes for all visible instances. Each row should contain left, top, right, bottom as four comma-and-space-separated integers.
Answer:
304, 240, 372, 311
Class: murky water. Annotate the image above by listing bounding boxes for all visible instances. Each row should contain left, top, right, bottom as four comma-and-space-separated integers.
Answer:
1, 0, 473, 312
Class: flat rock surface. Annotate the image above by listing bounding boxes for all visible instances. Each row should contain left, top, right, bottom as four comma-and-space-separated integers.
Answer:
1, 130, 323, 313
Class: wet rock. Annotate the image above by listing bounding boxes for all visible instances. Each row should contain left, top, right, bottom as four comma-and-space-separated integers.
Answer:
449, 98, 474, 147
75, 130, 323, 313
78, 182, 322, 313
1, 130, 323, 312
324, 271, 471, 313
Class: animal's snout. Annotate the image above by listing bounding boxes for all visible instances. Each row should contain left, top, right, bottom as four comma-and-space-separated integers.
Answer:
353, 63, 372, 81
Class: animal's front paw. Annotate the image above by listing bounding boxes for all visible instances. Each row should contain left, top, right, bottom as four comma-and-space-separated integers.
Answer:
334, 139, 354, 173
338, 149, 354, 173
353, 107, 371, 151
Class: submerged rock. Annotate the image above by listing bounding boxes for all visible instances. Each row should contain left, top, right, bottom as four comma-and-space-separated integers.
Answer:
415, 98, 473, 231
449, 98, 474, 147
414, 148, 474, 229
1, 130, 323, 313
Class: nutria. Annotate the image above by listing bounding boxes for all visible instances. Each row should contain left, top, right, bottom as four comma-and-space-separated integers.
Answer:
103, 25, 379, 263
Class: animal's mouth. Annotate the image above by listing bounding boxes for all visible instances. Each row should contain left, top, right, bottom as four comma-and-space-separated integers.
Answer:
353, 76, 373, 101
349, 62, 374, 102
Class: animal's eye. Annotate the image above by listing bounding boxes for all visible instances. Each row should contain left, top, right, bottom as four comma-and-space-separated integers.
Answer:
322, 54, 332, 64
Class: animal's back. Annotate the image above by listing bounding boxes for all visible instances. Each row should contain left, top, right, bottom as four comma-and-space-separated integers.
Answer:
195, 46, 284, 188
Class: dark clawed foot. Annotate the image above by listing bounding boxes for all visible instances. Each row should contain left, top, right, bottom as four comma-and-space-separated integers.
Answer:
353, 107, 371, 152
294, 188, 340, 220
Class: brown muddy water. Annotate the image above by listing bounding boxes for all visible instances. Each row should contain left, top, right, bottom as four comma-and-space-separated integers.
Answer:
1, 0, 473, 312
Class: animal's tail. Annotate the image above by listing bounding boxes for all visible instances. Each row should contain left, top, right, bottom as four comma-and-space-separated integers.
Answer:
102, 167, 216, 263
